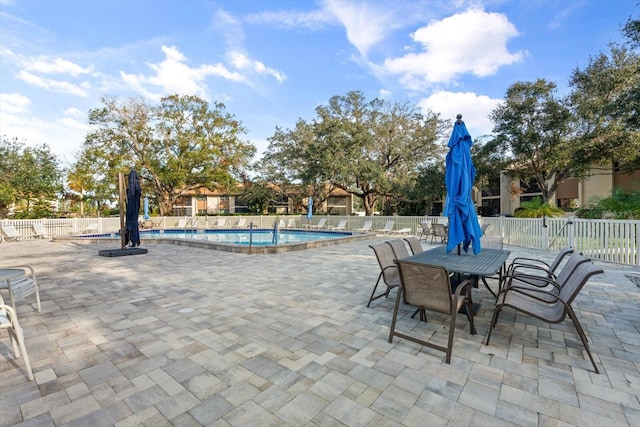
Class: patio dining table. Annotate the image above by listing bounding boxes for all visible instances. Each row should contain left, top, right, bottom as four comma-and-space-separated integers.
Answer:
402, 245, 510, 298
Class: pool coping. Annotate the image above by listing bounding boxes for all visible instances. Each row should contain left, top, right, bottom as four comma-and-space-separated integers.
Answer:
52, 229, 376, 254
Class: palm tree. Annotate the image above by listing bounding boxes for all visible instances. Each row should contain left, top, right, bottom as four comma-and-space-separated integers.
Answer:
514, 197, 564, 218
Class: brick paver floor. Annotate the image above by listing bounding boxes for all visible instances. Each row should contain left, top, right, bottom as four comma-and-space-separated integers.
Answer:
1, 237, 639, 426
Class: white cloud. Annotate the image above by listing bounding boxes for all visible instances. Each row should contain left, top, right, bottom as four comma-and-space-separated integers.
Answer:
378, 88, 392, 99
245, 8, 335, 30
322, 0, 413, 58
120, 45, 285, 99
0, 92, 30, 113
376, 8, 526, 89
23, 56, 93, 76
16, 71, 89, 97
227, 51, 286, 82
418, 90, 502, 137
0, 109, 84, 163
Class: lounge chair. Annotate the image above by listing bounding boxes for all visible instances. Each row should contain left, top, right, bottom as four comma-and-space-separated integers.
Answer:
375, 220, 395, 234
327, 219, 347, 231
404, 236, 424, 255
32, 223, 48, 239
390, 259, 476, 364
0, 265, 40, 313
388, 227, 412, 236
286, 218, 296, 228
278, 219, 286, 228
0, 299, 34, 380
309, 218, 327, 229
233, 218, 247, 228
176, 219, 188, 228
431, 223, 448, 243
140, 219, 153, 230
1, 224, 24, 241
481, 223, 490, 236
354, 220, 373, 232
485, 259, 604, 373
216, 217, 228, 228
78, 223, 99, 234
368, 243, 401, 307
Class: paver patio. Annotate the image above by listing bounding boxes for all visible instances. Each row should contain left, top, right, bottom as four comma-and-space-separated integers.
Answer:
1, 237, 639, 426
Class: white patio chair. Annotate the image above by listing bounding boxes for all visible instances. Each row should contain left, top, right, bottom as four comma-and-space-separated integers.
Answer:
0, 297, 34, 381
32, 223, 48, 239
309, 218, 327, 229
354, 219, 373, 232
375, 220, 395, 234
328, 220, 347, 230
1, 224, 24, 241
0, 266, 41, 313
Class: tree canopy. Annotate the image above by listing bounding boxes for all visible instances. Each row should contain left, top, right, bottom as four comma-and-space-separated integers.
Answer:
0, 137, 63, 218
258, 91, 447, 215
75, 94, 255, 215
489, 79, 575, 203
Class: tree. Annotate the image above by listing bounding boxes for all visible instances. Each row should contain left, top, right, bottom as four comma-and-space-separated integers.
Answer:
78, 95, 255, 215
316, 92, 447, 215
623, 16, 640, 48
396, 162, 446, 215
257, 120, 337, 214
489, 79, 575, 204
569, 44, 640, 172
0, 137, 62, 218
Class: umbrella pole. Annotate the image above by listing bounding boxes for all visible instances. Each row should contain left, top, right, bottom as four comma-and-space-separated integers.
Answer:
118, 172, 126, 249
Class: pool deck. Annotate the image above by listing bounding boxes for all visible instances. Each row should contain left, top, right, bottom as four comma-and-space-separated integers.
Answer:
1, 237, 640, 426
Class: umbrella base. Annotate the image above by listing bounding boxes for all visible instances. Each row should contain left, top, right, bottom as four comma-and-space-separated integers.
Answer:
99, 248, 148, 257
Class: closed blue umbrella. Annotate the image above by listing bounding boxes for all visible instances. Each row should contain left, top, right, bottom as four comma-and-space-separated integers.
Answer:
272, 219, 279, 245
444, 115, 482, 255
143, 197, 149, 220
125, 169, 141, 247
307, 196, 313, 223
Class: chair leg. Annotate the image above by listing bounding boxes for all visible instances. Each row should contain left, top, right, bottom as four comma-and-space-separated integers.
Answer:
367, 275, 383, 307
445, 310, 457, 364
566, 306, 599, 374
484, 306, 502, 345
13, 328, 34, 381
388, 289, 403, 343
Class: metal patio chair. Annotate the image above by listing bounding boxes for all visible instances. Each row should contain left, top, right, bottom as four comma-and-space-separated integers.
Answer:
431, 223, 448, 244
390, 260, 476, 364
368, 243, 401, 307
485, 259, 604, 373
404, 236, 424, 255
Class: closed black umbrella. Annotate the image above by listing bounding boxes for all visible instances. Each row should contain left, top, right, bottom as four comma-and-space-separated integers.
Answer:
125, 169, 141, 247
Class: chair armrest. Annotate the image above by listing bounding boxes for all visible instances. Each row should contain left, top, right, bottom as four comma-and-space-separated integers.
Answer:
505, 272, 561, 291
508, 257, 551, 270
503, 284, 570, 307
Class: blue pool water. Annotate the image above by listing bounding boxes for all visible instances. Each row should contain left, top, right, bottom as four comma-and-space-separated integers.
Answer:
99, 228, 354, 246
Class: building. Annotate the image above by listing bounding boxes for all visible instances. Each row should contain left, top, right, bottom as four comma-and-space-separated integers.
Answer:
483, 163, 640, 216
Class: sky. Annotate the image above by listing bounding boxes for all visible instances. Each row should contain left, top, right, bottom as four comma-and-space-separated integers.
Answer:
0, 0, 637, 167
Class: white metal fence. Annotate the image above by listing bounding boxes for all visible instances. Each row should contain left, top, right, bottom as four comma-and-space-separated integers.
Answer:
1, 215, 638, 266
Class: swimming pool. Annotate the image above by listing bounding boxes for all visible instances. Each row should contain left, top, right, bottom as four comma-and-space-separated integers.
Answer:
141, 229, 352, 244
57, 228, 373, 254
